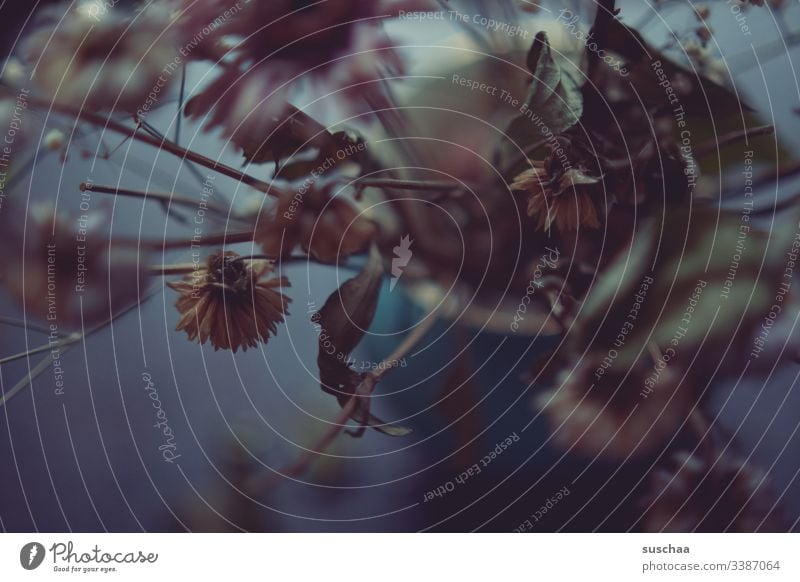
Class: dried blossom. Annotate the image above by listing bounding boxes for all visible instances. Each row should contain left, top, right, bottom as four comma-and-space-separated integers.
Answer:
641, 452, 784, 532
179, 0, 427, 151
535, 358, 692, 459
511, 160, 601, 231
256, 189, 375, 264
168, 251, 291, 352
22, 3, 176, 111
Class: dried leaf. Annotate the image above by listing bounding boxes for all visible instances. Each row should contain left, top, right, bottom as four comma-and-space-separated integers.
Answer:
314, 244, 384, 357
504, 32, 584, 147
313, 245, 411, 436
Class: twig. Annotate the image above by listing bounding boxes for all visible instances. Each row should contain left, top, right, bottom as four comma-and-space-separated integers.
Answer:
753, 190, 800, 217
0, 353, 62, 407
148, 254, 345, 275
175, 65, 186, 145
351, 177, 466, 192
249, 306, 442, 493
502, 138, 550, 178
750, 159, 800, 193
0, 287, 162, 408
0, 333, 81, 366
17, 94, 283, 195
80, 182, 232, 217
0, 316, 60, 336
693, 124, 774, 159
373, 309, 441, 381
150, 230, 257, 250
148, 263, 199, 276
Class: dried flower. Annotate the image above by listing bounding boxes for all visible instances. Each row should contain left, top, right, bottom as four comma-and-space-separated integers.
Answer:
168, 251, 291, 352
641, 452, 784, 532
535, 357, 692, 459
511, 160, 601, 231
179, 0, 428, 151
256, 189, 375, 264
22, 4, 176, 111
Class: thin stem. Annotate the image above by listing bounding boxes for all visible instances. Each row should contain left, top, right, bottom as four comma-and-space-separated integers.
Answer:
0, 353, 61, 407
0, 287, 162, 408
80, 182, 231, 217
176, 65, 186, 145
0, 316, 60, 336
373, 309, 441, 381
19, 94, 283, 195
149, 263, 198, 276
149, 254, 361, 275
753, 189, 800, 217
502, 138, 549, 178
153, 230, 257, 250
351, 177, 466, 192
266, 383, 366, 486
694, 124, 774, 159
228, 254, 349, 267
139, 118, 221, 196
0, 336, 80, 366
250, 306, 442, 493
228, 254, 278, 265
750, 159, 800, 193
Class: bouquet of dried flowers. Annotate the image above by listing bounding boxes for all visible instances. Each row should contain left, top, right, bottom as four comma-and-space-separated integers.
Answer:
1, 0, 797, 531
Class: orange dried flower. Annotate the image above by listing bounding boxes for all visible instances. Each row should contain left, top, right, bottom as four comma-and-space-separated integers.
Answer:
511, 160, 601, 232
168, 251, 290, 352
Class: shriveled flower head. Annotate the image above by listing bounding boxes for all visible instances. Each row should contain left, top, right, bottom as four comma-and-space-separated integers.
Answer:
256, 187, 375, 264
0, 202, 147, 328
168, 251, 291, 352
22, 3, 176, 111
511, 159, 602, 232
641, 451, 784, 532
535, 357, 692, 459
